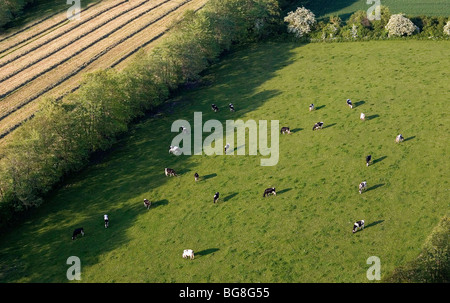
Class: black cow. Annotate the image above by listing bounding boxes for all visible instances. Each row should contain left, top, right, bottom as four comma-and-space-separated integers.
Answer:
194, 173, 199, 182
366, 155, 372, 167
346, 99, 353, 108
72, 228, 84, 240
263, 187, 276, 197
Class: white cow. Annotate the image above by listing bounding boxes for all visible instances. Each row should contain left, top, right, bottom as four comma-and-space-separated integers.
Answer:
360, 113, 365, 121
396, 134, 404, 143
183, 249, 195, 260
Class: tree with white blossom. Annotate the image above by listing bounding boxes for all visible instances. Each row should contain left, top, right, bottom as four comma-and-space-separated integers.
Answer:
444, 21, 450, 36
385, 14, 418, 37
284, 6, 316, 38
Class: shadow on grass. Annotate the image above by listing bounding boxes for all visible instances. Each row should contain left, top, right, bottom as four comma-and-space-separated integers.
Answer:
353, 100, 365, 108
151, 199, 169, 208
403, 136, 416, 142
315, 105, 326, 110
323, 123, 336, 129
196, 248, 219, 257
202, 173, 217, 181
366, 183, 385, 192
290, 128, 303, 133
366, 114, 379, 120
372, 156, 387, 165
365, 220, 384, 230
223, 193, 238, 202
277, 188, 292, 195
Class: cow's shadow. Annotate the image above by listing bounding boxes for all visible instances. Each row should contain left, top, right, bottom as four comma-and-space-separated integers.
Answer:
366, 183, 385, 192
196, 248, 219, 257
315, 105, 326, 110
223, 192, 238, 202
322, 123, 336, 129
365, 114, 379, 120
365, 220, 384, 230
372, 156, 387, 165
277, 188, 292, 195
151, 199, 169, 208
202, 173, 217, 181
403, 136, 416, 142
353, 100, 365, 108
290, 128, 302, 133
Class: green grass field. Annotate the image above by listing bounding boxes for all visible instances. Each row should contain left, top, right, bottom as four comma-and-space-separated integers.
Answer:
0, 39, 448, 283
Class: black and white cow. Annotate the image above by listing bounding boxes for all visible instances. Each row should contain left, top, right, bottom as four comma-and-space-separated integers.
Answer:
280, 127, 291, 134
352, 220, 365, 233
347, 99, 353, 108
144, 199, 151, 209
72, 228, 84, 240
213, 192, 220, 203
312, 122, 324, 131
169, 145, 182, 155
309, 104, 314, 111
165, 168, 177, 177
396, 134, 404, 143
263, 187, 276, 197
359, 181, 367, 194
224, 143, 230, 154
194, 172, 199, 182
229, 103, 235, 112
179, 126, 189, 134
366, 155, 372, 167
211, 104, 219, 112
104, 214, 109, 228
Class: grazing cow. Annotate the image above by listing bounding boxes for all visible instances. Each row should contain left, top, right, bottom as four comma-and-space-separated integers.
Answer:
353, 220, 365, 233
309, 104, 314, 111
396, 134, 404, 143
366, 155, 372, 167
280, 127, 291, 134
179, 126, 189, 134
72, 228, 84, 240
347, 99, 353, 108
224, 143, 230, 154
144, 199, 151, 209
213, 192, 220, 203
169, 145, 182, 155
183, 249, 195, 260
263, 187, 276, 197
229, 103, 235, 112
360, 113, 365, 121
211, 104, 219, 112
165, 168, 177, 177
312, 122, 324, 131
194, 172, 199, 182
359, 181, 367, 194
104, 214, 109, 228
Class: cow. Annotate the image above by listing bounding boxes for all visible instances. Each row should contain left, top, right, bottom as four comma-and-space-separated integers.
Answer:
144, 199, 151, 209
263, 187, 276, 197
309, 104, 314, 111
224, 143, 230, 154
213, 192, 219, 203
104, 214, 109, 228
165, 168, 177, 177
347, 99, 353, 109
280, 127, 291, 134
183, 249, 195, 260
169, 145, 182, 155
396, 134, 404, 143
352, 220, 365, 233
360, 113, 365, 121
229, 103, 235, 112
194, 172, 199, 182
72, 228, 84, 240
179, 126, 189, 134
211, 104, 219, 112
366, 155, 372, 167
312, 122, 324, 131
359, 181, 367, 194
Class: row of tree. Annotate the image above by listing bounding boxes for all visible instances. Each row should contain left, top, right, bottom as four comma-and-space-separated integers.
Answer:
284, 6, 450, 41
0, 0, 39, 29
0, 0, 282, 230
